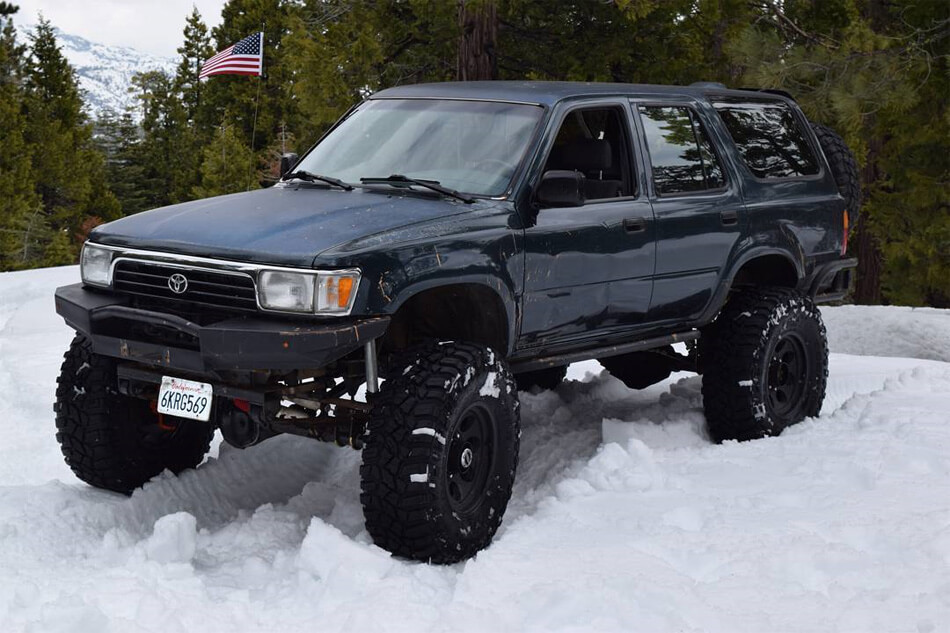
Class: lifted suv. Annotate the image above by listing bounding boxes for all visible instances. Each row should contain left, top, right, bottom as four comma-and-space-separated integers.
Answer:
54, 81, 858, 563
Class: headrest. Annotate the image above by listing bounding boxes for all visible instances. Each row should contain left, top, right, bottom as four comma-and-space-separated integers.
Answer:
551, 139, 613, 172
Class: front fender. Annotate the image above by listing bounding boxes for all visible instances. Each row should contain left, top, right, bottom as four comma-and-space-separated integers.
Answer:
319, 211, 524, 355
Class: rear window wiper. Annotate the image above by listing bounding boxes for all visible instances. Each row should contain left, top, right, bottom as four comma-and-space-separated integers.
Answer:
360, 174, 475, 204
284, 170, 353, 191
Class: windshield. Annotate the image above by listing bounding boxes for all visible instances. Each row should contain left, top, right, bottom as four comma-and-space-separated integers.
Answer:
294, 99, 544, 197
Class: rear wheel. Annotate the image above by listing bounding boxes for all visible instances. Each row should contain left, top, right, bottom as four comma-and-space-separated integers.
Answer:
360, 341, 519, 563
54, 335, 214, 494
700, 288, 828, 442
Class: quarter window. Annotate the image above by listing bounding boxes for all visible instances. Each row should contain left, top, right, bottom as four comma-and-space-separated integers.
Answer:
714, 101, 819, 179
638, 105, 725, 195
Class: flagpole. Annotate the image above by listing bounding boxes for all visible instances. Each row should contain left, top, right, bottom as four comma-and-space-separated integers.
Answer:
247, 29, 264, 191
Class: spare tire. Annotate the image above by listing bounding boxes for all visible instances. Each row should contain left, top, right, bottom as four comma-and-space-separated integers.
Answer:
810, 122, 860, 227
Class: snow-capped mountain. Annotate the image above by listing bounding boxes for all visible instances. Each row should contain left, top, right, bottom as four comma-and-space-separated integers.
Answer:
17, 23, 176, 120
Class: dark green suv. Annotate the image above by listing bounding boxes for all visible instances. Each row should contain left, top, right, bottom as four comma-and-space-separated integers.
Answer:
53, 81, 858, 563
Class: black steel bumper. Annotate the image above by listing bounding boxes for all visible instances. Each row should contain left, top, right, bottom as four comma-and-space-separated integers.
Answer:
809, 257, 857, 303
55, 283, 390, 374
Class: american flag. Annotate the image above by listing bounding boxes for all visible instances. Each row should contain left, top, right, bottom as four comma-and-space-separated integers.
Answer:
199, 32, 264, 79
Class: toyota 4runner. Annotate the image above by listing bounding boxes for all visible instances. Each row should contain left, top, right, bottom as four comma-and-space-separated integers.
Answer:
53, 81, 858, 563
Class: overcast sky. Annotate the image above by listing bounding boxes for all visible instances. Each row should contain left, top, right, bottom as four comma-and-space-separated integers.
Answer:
11, 0, 228, 57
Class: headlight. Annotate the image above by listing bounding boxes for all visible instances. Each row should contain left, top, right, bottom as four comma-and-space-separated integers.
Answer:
258, 270, 359, 315
80, 243, 113, 287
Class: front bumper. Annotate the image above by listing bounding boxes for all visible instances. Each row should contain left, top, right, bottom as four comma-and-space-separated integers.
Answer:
55, 283, 390, 374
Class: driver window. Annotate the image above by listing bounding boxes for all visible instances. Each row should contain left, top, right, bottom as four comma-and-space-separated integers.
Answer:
543, 107, 634, 201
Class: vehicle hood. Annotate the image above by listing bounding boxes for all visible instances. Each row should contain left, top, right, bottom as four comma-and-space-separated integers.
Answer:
89, 186, 478, 268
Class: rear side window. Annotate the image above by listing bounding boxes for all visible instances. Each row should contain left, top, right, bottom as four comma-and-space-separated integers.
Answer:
638, 105, 725, 196
714, 101, 819, 179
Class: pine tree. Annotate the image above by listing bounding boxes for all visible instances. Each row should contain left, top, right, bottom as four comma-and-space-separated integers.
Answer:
0, 9, 41, 270
286, 0, 457, 142
21, 18, 119, 266
132, 69, 193, 206
193, 122, 257, 198
725, 0, 948, 306
175, 7, 214, 125
172, 8, 216, 197
95, 109, 149, 216
204, 0, 295, 158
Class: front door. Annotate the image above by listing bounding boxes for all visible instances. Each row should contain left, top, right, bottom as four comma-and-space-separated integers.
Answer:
519, 103, 655, 348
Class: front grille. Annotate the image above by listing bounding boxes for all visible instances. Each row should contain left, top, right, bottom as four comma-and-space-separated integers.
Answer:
112, 260, 258, 316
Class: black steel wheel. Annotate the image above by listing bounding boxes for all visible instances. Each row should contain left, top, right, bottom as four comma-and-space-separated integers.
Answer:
360, 341, 520, 564
700, 288, 828, 442
766, 333, 809, 419
446, 402, 495, 513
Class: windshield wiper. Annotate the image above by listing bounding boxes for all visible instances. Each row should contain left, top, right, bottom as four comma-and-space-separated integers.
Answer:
360, 174, 475, 204
284, 170, 353, 191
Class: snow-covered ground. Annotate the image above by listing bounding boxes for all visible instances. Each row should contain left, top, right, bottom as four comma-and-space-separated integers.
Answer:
1, 266, 948, 633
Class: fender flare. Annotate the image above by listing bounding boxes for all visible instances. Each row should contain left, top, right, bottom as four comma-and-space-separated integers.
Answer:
380, 275, 519, 356
698, 246, 803, 326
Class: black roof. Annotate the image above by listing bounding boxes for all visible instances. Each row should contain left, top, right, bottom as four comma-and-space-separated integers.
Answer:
370, 81, 785, 107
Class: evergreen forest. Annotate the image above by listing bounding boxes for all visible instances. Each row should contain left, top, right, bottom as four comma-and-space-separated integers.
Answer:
0, 0, 946, 306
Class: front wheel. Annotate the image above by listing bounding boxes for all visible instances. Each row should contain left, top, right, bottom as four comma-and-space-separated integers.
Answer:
54, 335, 214, 494
360, 341, 520, 563
700, 288, 828, 443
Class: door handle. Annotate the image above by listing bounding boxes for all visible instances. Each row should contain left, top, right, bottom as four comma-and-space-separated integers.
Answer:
720, 210, 739, 226
623, 217, 647, 233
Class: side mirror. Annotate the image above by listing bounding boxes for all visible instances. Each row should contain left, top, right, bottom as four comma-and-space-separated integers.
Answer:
279, 152, 299, 178
536, 170, 585, 208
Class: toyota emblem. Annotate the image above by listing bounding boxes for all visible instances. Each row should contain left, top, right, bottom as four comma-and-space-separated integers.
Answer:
167, 273, 188, 294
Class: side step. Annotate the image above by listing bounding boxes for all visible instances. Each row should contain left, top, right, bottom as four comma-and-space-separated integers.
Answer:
508, 331, 699, 374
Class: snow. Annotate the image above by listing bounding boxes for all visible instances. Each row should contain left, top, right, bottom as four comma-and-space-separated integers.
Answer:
822, 304, 950, 363
409, 469, 429, 484
144, 512, 198, 564
1, 265, 949, 632
14, 24, 176, 120
412, 427, 446, 444
479, 371, 500, 398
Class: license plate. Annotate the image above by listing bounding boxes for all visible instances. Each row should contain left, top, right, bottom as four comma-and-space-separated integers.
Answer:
157, 376, 213, 422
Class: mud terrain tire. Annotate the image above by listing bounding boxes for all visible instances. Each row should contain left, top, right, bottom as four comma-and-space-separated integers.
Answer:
515, 365, 567, 391
360, 341, 520, 563
54, 335, 214, 494
700, 288, 828, 443
810, 122, 861, 226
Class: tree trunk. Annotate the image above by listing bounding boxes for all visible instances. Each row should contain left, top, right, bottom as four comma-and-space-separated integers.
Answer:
457, 0, 497, 81
852, 0, 887, 305
852, 212, 883, 304
852, 121, 884, 304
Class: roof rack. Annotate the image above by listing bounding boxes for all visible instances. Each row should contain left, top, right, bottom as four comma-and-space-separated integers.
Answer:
754, 88, 798, 102
690, 81, 727, 89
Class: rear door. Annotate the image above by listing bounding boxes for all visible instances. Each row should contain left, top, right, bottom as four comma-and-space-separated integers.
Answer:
711, 98, 842, 260
632, 100, 744, 322
519, 102, 655, 347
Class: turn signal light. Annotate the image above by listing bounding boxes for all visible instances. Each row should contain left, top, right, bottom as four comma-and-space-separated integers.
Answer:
316, 272, 360, 314
842, 209, 849, 256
